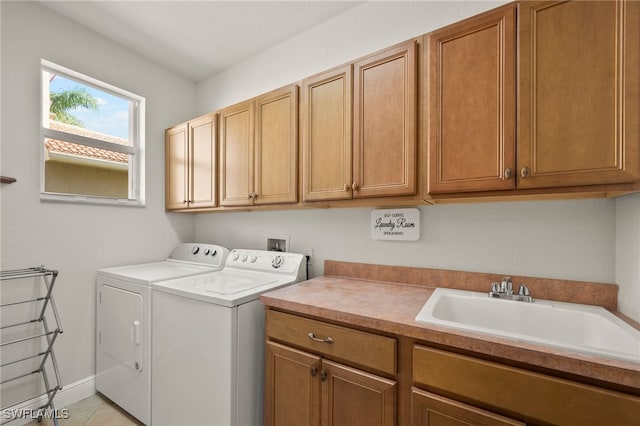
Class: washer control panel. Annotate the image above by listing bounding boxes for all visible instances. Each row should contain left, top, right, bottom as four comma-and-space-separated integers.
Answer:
227, 249, 306, 276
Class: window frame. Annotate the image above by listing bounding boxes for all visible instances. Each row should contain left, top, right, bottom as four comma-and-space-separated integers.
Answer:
40, 59, 146, 206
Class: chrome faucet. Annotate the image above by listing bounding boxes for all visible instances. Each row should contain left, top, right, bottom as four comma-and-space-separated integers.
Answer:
489, 277, 533, 302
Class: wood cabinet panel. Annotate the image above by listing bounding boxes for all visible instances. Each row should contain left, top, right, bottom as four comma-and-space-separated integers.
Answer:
323, 359, 396, 426
165, 114, 217, 210
266, 310, 396, 375
255, 85, 298, 205
302, 65, 353, 201
412, 388, 525, 426
427, 6, 515, 194
413, 345, 640, 426
189, 114, 217, 208
165, 123, 188, 210
518, 0, 639, 188
354, 40, 417, 198
265, 341, 321, 426
219, 100, 254, 206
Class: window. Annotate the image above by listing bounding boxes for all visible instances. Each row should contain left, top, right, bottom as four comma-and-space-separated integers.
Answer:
40, 59, 145, 205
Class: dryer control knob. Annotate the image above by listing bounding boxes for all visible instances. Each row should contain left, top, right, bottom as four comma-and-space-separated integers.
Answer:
232, 253, 239, 261
249, 255, 257, 263
192, 246, 200, 255
204, 248, 211, 256
241, 255, 248, 262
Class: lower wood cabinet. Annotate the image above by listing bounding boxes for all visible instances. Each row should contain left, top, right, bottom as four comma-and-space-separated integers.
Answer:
265, 342, 396, 426
264, 310, 397, 426
413, 345, 640, 426
412, 388, 524, 426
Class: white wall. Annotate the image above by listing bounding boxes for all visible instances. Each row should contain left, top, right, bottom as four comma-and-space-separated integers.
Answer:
0, 0, 196, 401
616, 193, 640, 321
195, 0, 639, 321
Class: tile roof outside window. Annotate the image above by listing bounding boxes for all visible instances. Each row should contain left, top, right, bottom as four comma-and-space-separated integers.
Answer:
45, 120, 129, 164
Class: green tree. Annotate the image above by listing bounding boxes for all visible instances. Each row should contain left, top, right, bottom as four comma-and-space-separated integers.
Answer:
49, 88, 98, 127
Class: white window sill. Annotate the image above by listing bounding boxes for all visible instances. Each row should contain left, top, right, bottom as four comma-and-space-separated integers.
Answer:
40, 192, 145, 207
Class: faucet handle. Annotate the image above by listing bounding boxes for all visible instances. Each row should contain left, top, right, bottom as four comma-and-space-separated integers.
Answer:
518, 284, 530, 296
501, 277, 513, 294
490, 282, 500, 293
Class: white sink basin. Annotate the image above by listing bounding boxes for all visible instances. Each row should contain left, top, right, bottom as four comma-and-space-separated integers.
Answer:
415, 288, 640, 363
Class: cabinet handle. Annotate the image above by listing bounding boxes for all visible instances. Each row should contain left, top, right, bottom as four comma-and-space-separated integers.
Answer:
504, 168, 513, 179
352, 182, 358, 191
310, 366, 318, 377
307, 332, 334, 344
520, 167, 530, 179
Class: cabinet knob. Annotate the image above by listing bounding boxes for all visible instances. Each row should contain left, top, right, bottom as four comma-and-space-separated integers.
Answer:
504, 168, 513, 179
310, 366, 318, 377
520, 167, 530, 179
320, 370, 327, 381
343, 184, 349, 192
183, 200, 188, 204
352, 182, 358, 191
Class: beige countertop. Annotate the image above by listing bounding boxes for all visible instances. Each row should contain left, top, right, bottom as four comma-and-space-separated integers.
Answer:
260, 261, 640, 393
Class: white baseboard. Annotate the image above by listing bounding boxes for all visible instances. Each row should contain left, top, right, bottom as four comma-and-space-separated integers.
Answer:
1, 376, 95, 426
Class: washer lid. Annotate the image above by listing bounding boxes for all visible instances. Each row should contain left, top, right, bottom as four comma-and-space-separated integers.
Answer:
153, 269, 295, 307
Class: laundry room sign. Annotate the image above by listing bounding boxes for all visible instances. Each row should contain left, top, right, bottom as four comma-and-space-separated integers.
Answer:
371, 208, 420, 241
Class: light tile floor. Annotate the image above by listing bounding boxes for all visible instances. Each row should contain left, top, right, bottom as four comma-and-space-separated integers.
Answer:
26, 394, 142, 426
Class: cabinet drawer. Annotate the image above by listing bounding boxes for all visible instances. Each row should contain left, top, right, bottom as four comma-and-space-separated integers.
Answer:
266, 310, 396, 375
413, 345, 640, 426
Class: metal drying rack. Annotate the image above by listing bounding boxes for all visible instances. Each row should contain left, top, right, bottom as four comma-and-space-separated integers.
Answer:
0, 267, 63, 425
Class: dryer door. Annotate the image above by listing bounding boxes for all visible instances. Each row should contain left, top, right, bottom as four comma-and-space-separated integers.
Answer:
99, 284, 143, 372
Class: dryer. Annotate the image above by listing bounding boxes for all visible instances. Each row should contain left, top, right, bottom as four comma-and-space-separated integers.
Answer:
95, 243, 229, 425
151, 249, 306, 426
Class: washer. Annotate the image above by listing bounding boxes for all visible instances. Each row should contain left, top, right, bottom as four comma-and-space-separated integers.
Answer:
151, 249, 307, 426
95, 243, 229, 425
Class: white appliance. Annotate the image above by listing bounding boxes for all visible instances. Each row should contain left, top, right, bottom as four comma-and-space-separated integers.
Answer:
151, 249, 307, 426
96, 243, 230, 425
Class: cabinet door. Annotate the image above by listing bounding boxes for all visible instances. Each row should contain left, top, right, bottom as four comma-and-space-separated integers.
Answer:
322, 359, 396, 426
302, 65, 353, 201
518, 0, 639, 189
219, 100, 254, 206
427, 6, 516, 194
255, 85, 298, 205
412, 388, 525, 426
353, 41, 417, 198
165, 123, 188, 209
189, 113, 217, 208
265, 341, 321, 426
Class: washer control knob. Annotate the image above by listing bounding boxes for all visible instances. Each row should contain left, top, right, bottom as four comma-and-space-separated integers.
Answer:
232, 253, 239, 261
192, 246, 200, 255
241, 254, 248, 262
272, 255, 284, 269
204, 248, 211, 256
249, 255, 257, 263
210, 250, 217, 257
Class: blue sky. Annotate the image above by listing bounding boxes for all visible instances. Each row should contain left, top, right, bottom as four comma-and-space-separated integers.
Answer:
50, 75, 129, 140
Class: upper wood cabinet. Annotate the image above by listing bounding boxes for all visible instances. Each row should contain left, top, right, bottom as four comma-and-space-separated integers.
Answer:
219, 85, 298, 207
354, 40, 417, 198
517, 0, 639, 189
302, 40, 417, 202
427, 6, 516, 194
302, 65, 353, 201
426, 0, 639, 196
165, 113, 217, 210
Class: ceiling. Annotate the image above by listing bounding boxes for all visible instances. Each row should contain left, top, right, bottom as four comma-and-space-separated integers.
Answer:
39, 1, 363, 83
